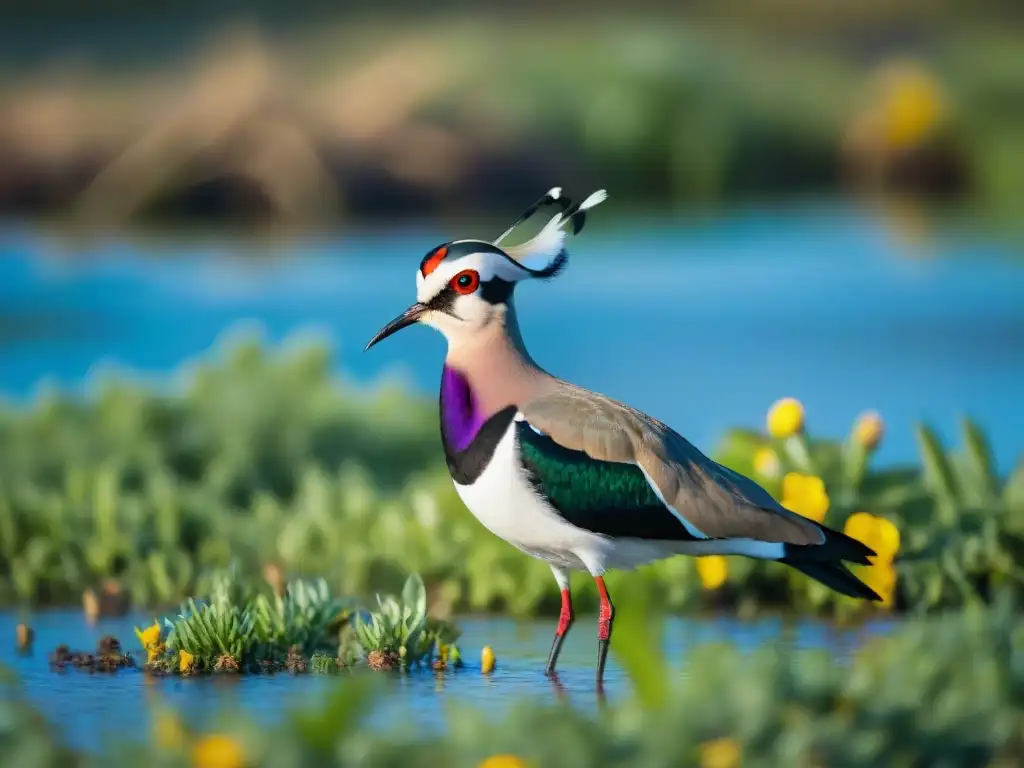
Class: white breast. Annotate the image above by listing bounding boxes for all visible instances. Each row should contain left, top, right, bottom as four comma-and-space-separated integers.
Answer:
453, 419, 600, 570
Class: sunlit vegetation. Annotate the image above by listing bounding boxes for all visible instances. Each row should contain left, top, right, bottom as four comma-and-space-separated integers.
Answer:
0, 338, 1020, 617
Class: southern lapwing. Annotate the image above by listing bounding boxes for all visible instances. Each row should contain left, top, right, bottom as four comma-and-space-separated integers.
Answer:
365, 187, 881, 685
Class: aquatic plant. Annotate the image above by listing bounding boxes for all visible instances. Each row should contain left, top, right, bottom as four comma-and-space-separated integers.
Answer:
251, 577, 351, 660
352, 573, 462, 671
163, 597, 256, 672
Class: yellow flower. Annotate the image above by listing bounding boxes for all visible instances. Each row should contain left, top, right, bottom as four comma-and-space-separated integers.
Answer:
878, 60, 945, 150
152, 708, 186, 750
860, 559, 898, 607
147, 643, 165, 664
696, 556, 729, 590
766, 398, 804, 439
477, 756, 529, 768
781, 473, 829, 523
135, 620, 161, 649
179, 650, 196, 675
752, 447, 781, 478
192, 733, 245, 768
481, 645, 496, 675
701, 738, 741, 768
844, 512, 901, 563
853, 411, 885, 450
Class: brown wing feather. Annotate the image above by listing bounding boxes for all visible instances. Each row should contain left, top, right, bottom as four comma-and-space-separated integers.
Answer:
519, 384, 824, 546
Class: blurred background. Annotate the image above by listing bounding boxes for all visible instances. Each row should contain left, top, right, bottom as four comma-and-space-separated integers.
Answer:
2, 0, 1023, 469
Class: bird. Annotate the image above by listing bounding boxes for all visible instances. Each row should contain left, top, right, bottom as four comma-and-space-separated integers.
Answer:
365, 187, 881, 685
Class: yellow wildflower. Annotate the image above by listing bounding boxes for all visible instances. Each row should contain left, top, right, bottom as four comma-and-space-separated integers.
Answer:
477, 756, 529, 768
147, 643, 166, 664
853, 411, 885, 450
179, 650, 196, 675
152, 708, 186, 750
696, 556, 729, 591
861, 559, 898, 607
192, 733, 245, 768
481, 645, 496, 675
878, 60, 945, 150
844, 512, 900, 607
701, 738, 741, 768
766, 398, 804, 439
781, 473, 829, 523
135, 621, 161, 649
752, 447, 781, 478
844, 512, 901, 563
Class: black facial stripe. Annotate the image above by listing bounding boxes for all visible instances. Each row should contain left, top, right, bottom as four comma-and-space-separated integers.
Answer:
478, 277, 514, 304
427, 286, 460, 318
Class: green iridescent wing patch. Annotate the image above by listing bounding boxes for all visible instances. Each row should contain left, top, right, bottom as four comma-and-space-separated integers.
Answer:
515, 420, 698, 541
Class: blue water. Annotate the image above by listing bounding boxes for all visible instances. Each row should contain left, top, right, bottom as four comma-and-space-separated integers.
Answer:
0, 610, 894, 751
1, 207, 1023, 471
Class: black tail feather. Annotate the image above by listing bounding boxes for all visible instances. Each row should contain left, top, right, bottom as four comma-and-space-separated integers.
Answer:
785, 527, 876, 566
784, 559, 882, 601
780, 524, 881, 601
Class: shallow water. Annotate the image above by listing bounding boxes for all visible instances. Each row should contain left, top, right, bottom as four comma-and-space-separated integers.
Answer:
0, 609, 895, 751
0, 205, 1022, 471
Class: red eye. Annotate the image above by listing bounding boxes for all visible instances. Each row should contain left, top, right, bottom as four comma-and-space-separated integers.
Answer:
451, 269, 479, 295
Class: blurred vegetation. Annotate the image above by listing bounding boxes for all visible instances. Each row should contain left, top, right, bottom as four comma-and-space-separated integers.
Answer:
0, 5, 1023, 232
0, 335, 1021, 618
4, 595, 1024, 766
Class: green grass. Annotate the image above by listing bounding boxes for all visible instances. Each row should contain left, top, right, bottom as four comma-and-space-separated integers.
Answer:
0, 335, 1021, 617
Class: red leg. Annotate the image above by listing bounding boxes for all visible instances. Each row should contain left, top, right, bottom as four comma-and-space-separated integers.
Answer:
594, 576, 615, 684
545, 588, 574, 675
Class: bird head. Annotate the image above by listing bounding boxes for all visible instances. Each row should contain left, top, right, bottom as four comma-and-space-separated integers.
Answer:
364, 187, 607, 350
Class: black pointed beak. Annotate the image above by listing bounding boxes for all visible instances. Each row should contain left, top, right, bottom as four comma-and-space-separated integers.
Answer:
364, 303, 428, 351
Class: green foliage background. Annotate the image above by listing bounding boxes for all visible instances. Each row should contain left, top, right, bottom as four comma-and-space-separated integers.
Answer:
1, 335, 1021, 617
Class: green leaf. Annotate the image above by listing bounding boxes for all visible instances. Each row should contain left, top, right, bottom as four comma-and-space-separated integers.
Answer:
959, 417, 999, 506
1003, 459, 1024, 511
915, 424, 958, 523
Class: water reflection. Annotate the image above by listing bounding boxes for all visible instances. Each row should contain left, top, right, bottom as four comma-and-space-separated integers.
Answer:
0, 609, 893, 751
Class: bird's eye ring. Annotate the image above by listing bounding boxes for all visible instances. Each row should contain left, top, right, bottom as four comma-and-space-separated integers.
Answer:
451, 269, 480, 295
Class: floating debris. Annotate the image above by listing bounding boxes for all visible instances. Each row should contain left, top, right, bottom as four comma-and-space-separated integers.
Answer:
49, 637, 134, 673
15, 623, 34, 652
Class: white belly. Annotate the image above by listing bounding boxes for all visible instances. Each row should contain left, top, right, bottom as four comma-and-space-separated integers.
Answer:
453, 420, 603, 571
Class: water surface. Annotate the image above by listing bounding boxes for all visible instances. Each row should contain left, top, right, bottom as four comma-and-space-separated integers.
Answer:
1, 206, 1021, 471
0, 610, 895, 751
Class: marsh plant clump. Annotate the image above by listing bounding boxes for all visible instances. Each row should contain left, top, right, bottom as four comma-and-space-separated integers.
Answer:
352, 574, 463, 672
123, 569, 462, 677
